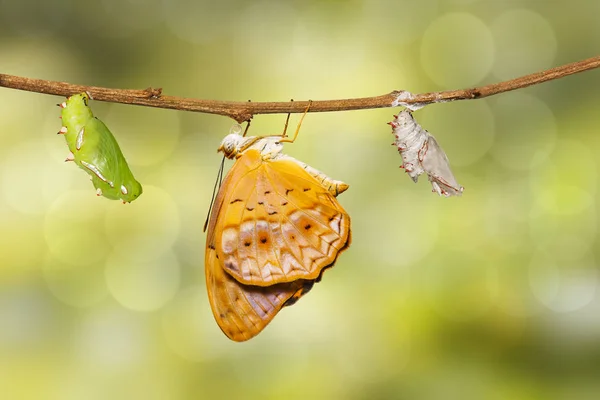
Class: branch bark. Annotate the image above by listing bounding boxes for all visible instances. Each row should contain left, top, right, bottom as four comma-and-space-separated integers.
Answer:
1, 55, 599, 123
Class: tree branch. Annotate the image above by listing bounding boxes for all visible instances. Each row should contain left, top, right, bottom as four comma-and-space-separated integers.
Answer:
1, 55, 599, 123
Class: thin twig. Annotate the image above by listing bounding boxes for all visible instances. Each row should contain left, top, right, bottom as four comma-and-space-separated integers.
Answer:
405, 55, 600, 106
1, 55, 599, 123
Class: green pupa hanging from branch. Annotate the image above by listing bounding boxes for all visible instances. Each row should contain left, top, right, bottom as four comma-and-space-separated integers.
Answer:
58, 92, 143, 203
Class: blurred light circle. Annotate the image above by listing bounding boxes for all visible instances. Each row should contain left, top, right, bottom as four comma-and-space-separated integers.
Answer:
527, 145, 597, 256
153, 158, 210, 268
361, 0, 439, 44
235, 2, 299, 57
420, 13, 494, 87
0, 212, 46, 275
275, 21, 367, 93
490, 93, 557, 170
491, 9, 557, 80
44, 191, 112, 268
529, 205, 596, 259
74, 307, 150, 369
0, 287, 54, 348
535, 185, 594, 217
161, 286, 231, 362
530, 139, 597, 197
153, 134, 214, 209
1, 141, 73, 215
103, 105, 181, 167
42, 253, 108, 308
419, 101, 495, 166
268, 290, 410, 381
423, 251, 493, 321
363, 189, 439, 267
267, 286, 350, 344
52, 366, 184, 400
529, 252, 597, 313
428, 178, 490, 253
104, 185, 180, 262
484, 178, 533, 253
105, 249, 180, 312
163, 0, 241, 45
0, 91, 45, 144
491, 254, 544, 317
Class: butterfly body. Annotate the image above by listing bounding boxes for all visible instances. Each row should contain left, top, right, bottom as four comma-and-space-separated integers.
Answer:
206, 131, 351, 341
60, 93, 142, 202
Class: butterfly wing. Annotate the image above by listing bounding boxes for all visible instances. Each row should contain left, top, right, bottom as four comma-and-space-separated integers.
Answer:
213, 151, 350, 286
420, 136, 463, 196
205, 246, 314, 341
205, 149, 350, 340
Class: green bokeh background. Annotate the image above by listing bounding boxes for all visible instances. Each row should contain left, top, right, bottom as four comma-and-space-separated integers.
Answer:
2, 1, 600, 399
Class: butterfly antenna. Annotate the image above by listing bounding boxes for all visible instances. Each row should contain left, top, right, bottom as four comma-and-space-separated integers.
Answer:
203, 155, 226, 232
280, 100, 312, 144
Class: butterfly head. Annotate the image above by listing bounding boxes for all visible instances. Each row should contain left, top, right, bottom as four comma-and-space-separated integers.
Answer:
218, 124, 285, 160
218, 132, 244, 159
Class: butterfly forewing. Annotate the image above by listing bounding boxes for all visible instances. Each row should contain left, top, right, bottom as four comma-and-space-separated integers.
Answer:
213, 151, 350, 286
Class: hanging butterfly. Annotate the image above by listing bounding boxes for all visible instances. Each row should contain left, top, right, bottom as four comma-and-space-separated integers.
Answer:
58, 92, 142, 203
204, 106, 351, 341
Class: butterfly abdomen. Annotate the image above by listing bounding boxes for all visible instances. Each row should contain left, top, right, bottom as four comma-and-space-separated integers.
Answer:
278, 155, 349, 196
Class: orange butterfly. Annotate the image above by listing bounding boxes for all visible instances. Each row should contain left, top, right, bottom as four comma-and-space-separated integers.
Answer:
205, 109, 351, 341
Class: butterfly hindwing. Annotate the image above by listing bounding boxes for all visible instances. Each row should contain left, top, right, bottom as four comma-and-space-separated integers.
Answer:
205, 246, 313, 342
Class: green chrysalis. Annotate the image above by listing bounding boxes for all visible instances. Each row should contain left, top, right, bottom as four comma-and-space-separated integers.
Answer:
58, 92, 142, 203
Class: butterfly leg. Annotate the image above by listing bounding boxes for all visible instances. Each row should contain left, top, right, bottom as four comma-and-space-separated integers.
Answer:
242, 120, 251, 137
279, 100, 312, 144
280, 99, 293, 139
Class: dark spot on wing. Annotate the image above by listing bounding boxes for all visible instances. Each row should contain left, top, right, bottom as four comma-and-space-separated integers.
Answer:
260, 237, 267, 244
230, 199, 243, 204
281, 201, 288, 206
304, 224, 311, 230
225, 260, 237, 271
246, 207, 254, 211
303, 188, 310, 192
268, 210, 278, 215
264, 190, 271, 194
286, 189, 294, 195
